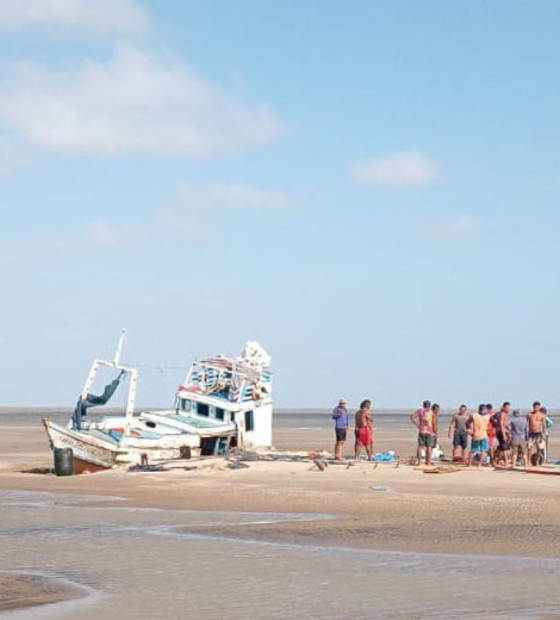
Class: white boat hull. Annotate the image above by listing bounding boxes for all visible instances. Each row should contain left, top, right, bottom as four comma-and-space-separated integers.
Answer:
43, 419, 201, 470
43, 419, 118, 469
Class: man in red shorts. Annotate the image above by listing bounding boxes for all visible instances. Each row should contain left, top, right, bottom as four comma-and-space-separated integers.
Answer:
354, 399, 373, 461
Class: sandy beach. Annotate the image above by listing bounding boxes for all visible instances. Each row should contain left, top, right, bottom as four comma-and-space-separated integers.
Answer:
1, 410, 560, 618
1, 410, 559, 560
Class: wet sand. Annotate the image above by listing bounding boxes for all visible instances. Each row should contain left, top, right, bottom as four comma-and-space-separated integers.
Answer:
3, 490, 559, 619
1, 410, 559, 560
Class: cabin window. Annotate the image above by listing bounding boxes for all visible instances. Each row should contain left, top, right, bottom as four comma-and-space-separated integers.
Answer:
197, 402, 209, 417
245, 410, 255, 432
180, 399, 192, 412
215, 407, 225, 421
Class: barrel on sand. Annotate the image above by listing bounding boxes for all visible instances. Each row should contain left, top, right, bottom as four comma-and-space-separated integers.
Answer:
53, 447, 74, 476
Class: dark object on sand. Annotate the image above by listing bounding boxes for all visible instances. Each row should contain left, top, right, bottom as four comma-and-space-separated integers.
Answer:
179, 445, 192, 460
54, 447, 74, 477
226, 461, 250, 470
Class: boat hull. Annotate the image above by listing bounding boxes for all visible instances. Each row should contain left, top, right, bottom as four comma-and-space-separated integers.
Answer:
43, 419, 118, 469
43, 419, 201, 471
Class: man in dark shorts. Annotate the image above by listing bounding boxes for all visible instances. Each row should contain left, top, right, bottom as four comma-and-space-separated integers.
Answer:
411, 400, 435, 466
354, 399, 373, 461
486, 403, 497, 465
448, 404, 469, 461
332, 398, 349, 461
495, 402, 512, 466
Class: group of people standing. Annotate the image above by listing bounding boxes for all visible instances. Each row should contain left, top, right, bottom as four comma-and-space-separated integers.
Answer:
443, 401, 552, 468
332, 398, 373, 461
332, 398, 553, 466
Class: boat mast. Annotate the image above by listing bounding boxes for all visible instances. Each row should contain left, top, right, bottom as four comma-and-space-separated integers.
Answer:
123, 367, 138, 437
112, 329, 137, 437
81, 360, 101, 401
113, 328, 127, 366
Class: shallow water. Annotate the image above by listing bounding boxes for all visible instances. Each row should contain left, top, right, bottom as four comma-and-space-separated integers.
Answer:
1, 491, 559, 619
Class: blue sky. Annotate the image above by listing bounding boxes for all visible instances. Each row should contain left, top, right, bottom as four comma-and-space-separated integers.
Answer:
1, 0, 559, 409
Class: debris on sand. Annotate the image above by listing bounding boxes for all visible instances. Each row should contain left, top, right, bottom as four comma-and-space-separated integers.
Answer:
422, 466, 461, 474
313, 459, 328, 471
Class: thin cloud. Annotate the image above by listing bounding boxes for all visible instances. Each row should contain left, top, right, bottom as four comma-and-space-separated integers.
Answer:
0, 138, 28, 178
6, 182, 296, 251
0, 46, 287, 157
417, 214, 483, 240
0, 0, 151, 35
82, 220, 125, 248
158, 182, 295, 238
22, 219, 136, 251
177, 182, 295, 210
350, 150, 441, 187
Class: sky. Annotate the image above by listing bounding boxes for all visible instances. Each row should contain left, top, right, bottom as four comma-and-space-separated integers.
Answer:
1, 0, 560, 410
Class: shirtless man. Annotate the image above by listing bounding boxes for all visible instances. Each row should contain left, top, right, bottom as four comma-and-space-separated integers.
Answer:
354, 399, 373, 461
411, 400, 436, 466
528, 401, 547, 465
448, 404, 469, 461
495, 402, 512, 466
431, 403, 440, 450
467, 404, 491, 468
486, 403, 497, 465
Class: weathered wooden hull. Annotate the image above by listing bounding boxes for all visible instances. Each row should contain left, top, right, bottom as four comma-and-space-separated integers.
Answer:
43, 419, 118, 469
43, 419, 201, 471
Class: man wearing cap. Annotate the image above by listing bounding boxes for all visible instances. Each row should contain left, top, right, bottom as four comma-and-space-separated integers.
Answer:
510, 408, 529, 467
332, 398, 349, 461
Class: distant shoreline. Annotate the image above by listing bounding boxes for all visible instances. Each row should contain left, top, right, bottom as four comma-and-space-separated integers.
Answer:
1, 407, 559, 416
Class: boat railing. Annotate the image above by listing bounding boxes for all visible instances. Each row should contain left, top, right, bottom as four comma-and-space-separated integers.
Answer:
181, 360, 272, 404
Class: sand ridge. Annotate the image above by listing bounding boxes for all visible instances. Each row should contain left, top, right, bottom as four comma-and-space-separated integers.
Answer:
0, 572, 88, 613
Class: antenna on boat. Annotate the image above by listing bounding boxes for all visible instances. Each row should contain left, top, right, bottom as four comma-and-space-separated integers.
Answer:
113, 328, 127, 366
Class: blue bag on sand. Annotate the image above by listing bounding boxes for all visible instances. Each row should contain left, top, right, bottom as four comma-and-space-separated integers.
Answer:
372, 450, 395, 462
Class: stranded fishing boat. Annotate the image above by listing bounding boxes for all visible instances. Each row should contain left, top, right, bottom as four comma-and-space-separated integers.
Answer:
137, 340, 273, 455
43, 331, 273, 473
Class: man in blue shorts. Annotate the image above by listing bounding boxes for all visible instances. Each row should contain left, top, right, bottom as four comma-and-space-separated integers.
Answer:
448, 404, 469, 461
468, 404, 490, 468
